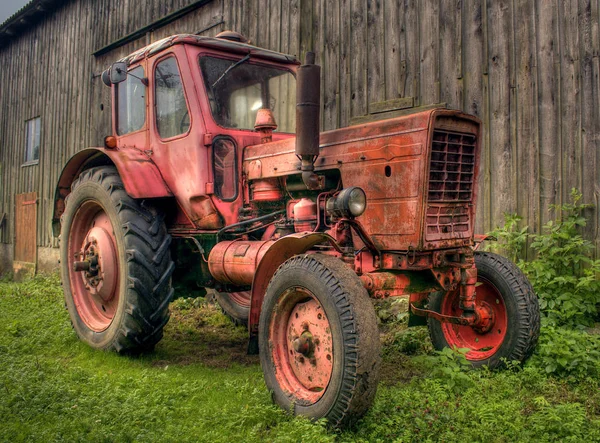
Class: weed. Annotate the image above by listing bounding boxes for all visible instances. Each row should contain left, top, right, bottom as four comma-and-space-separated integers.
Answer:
485, 189, 600, 328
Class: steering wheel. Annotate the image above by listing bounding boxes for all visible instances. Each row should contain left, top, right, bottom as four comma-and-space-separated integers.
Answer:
179, 111, 190, 134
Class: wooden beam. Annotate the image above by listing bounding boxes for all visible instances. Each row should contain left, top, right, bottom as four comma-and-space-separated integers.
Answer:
92, 0, 215, 57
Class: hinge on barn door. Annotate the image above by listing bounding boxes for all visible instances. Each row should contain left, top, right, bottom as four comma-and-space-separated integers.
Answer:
22, 199, 38, 206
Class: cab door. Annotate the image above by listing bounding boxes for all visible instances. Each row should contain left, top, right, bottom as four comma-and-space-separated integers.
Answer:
148, 48, 221, 229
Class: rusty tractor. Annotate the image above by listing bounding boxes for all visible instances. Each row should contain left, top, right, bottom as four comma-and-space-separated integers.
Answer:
53, 32, 540, 427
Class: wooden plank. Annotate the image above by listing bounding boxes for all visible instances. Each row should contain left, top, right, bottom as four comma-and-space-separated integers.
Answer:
439, 0, 462, 109
536, 1, 560, 224
558, 0, 580, 208
419, 0, 440, 105
462, 0, 485, 232
323, 0, 340, 130
383, 0, 400, 101
577, 0, 597, 244
514, 0, 539, 258
349, 102, 447, 125
368, 97, 414, 114
349, 0, 367, 119
487, 0, 514, 228
339, 0, 351, 128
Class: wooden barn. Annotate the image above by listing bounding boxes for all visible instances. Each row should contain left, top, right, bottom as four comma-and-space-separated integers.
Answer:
0, 0, 598, 274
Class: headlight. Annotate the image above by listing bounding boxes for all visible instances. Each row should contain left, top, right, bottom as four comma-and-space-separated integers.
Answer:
326, 187, 367, 218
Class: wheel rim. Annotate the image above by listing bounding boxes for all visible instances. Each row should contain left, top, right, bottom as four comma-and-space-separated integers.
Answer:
440, 277, 508, 361
67, 200, 119, 332
269, 286, 334, 405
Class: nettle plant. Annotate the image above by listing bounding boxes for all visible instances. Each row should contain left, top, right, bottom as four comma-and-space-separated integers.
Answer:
486, 189, 600, 329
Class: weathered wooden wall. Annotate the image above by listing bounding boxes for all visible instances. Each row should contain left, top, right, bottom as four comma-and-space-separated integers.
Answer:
0, 0, 599, 259
296, 0, 600, 255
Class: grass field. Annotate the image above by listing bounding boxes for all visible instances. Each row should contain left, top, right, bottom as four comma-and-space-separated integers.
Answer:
1, 274, 599, 442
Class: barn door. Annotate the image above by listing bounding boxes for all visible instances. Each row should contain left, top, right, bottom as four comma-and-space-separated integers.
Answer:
14, 192, 37, 278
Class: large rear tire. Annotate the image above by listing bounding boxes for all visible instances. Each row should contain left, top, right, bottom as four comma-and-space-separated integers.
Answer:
207, 289, 250, 326
60, 166, 174, 353
259, 254, 381, 428
428, 252, 540, 368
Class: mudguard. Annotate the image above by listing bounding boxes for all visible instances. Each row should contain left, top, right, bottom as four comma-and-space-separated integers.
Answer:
52, 147, 172, 236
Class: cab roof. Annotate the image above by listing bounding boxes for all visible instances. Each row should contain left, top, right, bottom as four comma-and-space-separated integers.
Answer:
118, 34, 300, 67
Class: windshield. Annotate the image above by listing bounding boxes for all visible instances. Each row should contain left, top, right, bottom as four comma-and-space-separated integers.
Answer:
199, 56, 296, 133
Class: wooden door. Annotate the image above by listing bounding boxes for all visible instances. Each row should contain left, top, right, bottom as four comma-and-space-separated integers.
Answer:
14, 192, 37, 277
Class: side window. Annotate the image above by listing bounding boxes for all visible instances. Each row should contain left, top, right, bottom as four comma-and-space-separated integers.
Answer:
24, 117, 41, 164
117, 65, 146, 135
155, 57, 190, 139
213, 137, 237, 201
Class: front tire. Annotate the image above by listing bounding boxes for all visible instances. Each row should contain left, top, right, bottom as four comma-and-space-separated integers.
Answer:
259, 254, 381, 428
428, 252, 540, 368
60, 166, 174, 353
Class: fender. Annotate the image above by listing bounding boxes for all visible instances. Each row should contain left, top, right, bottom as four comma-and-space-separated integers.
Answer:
247, 232, 339, 351
52, 147, 172, 236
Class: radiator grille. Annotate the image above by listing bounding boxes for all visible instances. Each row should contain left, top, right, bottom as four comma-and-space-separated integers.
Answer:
426, 205, 470, 236
428, 130, 476, 202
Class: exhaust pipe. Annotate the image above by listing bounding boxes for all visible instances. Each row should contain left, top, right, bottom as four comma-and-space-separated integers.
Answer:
296, 52, 321, 190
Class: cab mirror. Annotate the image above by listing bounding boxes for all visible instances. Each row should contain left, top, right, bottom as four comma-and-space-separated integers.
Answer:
101, 62, 128, 86
109, 62, 128, 84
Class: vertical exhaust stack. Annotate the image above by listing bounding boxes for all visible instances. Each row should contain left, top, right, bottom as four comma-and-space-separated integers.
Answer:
296, 52, 321, 190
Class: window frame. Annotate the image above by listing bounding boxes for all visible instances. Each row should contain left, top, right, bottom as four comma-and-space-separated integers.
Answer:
23, 116, 41, 166
115, 64, 147, 137
153, 53, 192, 141
197, 53, 297, 134
212, 135, 238, 202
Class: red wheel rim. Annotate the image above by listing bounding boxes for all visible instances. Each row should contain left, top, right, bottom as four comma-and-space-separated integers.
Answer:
228, 291, 250, 308
67, 200, 120, 332
440, 277, 508, 360
269, 287, 334, 405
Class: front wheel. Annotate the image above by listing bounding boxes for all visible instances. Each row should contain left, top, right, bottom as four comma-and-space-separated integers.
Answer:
428, 252, 540, 368
259, 254, 381, 428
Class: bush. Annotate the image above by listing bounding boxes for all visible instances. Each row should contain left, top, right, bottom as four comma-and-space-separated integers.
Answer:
528, 326, 600, 382
485, 189, 600, 328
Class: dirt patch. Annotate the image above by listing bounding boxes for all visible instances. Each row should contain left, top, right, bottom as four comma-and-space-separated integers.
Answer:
152, 299, 259, 369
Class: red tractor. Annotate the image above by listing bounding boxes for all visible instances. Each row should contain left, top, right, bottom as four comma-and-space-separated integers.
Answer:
53, 32, 540, 426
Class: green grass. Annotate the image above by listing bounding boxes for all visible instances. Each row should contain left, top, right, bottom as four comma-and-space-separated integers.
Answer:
0, 275, 599, 442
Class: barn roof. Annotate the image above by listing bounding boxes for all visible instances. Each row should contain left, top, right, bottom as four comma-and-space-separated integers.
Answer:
0, 0, 66, 48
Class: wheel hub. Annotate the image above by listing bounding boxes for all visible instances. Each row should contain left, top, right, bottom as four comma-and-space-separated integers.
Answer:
76, 227, 117, 303
285, 295, 333, 396
473, 301, 495, 333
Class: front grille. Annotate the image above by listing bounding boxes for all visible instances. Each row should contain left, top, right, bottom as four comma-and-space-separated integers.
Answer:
428, 130, 476, 202
426, 205, 470, 236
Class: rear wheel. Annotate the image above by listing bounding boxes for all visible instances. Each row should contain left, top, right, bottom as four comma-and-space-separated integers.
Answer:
259, 254, 380, 428
207, 289, 250, 326
428, 252, 540, 368
60, 166, 174, 353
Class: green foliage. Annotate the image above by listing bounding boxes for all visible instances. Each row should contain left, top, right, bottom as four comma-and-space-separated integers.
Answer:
528, 326, 600, 382
2, 274, 600, 442
390, 326, 433, 356
418, 347, 474, 393
486, 189, 600, 328
485, 213, 529, 262
523, 190, 600, 328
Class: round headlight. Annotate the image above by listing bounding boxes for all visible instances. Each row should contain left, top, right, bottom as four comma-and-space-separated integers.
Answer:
326, 187, 367, 218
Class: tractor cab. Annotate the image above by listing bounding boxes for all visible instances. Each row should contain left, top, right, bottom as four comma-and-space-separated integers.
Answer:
101, 32, 299, 230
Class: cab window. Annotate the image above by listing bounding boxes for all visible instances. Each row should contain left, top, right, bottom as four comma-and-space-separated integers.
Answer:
213, 137, 237, 201
155, 57, 190, 139
117, 65, 146, 135
199, 56, 296, 132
